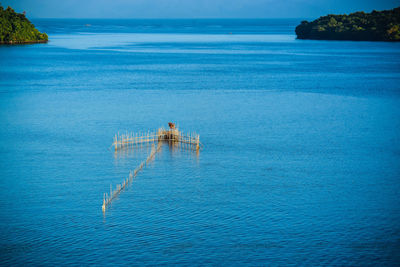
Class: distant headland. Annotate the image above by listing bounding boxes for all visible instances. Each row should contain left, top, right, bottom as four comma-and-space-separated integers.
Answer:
0, 5, 48, 44
295, 7, 400, 42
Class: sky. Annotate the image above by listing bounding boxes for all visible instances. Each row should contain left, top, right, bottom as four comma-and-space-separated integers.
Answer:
1, 0, 399, 19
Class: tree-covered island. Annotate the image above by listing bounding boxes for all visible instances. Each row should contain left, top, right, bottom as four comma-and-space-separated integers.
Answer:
296, 7, 400, 41
0, 5, 48, 44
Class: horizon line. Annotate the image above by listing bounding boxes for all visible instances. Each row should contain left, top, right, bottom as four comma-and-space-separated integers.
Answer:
30, 17, 309, 20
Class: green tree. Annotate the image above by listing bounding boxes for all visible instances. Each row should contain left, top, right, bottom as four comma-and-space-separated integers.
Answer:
0, 4, 48, 44
295, 6, 400, 41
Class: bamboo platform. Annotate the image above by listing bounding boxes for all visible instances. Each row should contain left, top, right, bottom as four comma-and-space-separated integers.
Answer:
112, 127, 200, 151
102, 123, 201, 212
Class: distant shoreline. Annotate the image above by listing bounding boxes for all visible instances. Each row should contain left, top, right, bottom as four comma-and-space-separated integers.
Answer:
0, 40, 48, 44
0, 5, 48, 45
295, 7, 400, 42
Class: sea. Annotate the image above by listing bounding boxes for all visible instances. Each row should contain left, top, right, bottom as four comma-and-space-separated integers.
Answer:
0, 19, 399, 265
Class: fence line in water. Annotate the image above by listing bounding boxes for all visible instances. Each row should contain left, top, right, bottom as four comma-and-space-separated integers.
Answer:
112, 128, 200, 151
103, 125, 201, 212
102, 142, 162, 212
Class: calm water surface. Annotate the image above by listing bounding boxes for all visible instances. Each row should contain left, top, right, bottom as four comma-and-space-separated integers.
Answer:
0, 19, 400, 265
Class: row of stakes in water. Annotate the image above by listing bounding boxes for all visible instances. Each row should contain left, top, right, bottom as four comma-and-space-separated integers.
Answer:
102, 143, 161, 212
113, 128, 200, 151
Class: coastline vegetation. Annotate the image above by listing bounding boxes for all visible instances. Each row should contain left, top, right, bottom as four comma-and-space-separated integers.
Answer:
295, 7, 400, 41
0, 5, 48, 44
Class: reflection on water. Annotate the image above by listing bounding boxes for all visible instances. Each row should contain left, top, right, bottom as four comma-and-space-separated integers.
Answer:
107, 140, 200, 213
113, 139, 200, 160
49, 33, 295, 51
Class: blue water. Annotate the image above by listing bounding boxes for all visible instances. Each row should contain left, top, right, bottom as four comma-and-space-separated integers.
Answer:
0, 19, 400, 265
